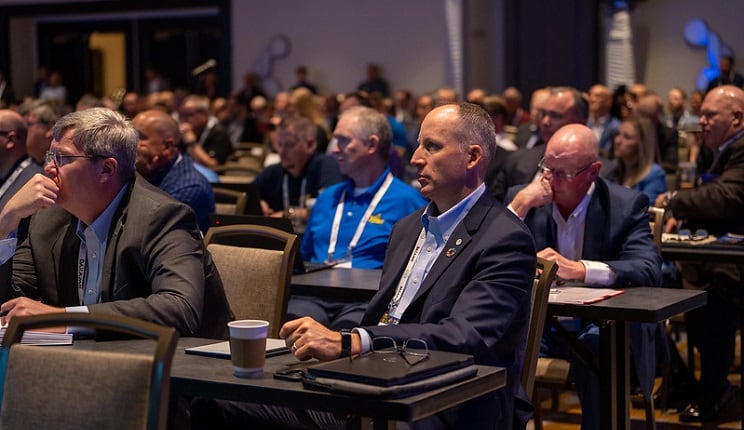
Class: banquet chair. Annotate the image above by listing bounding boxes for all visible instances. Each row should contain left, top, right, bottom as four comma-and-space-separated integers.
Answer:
523, 257, 558, 399
0, 312, 177, 430
648, 206, 664, 252
204, 224, 299, 338
212, 186, 249, 215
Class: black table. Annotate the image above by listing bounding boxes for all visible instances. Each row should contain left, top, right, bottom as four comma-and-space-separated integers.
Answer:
661, 240, 744, 264
73, 337, 505, 430
547, 287, 707, 430
661, 239, 744, 428
291, 268, 382, 301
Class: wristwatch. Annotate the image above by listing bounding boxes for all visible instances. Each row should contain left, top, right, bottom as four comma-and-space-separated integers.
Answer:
339, 330, 352, 358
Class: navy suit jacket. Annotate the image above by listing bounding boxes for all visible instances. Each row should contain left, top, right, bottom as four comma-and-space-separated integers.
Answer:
361, 192, 537, 429
506, 177, 662, 396
508, 177, 660, 288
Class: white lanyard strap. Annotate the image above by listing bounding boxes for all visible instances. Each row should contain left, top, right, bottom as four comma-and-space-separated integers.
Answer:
388, 227, 427, 313
327, 173, 394, 262
282, 174, 307, 210
0, 158, 32, 200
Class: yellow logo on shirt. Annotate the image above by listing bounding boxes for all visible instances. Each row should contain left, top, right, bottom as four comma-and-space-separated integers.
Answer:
368, 213, 385, 224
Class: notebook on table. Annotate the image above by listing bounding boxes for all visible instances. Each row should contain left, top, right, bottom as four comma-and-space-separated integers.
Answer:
184, 338, 290, 359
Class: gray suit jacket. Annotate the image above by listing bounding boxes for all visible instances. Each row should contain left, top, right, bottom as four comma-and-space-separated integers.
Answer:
0, 175, 234, 339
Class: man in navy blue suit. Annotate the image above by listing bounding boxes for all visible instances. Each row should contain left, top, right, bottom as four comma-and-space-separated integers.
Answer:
507, 124, 662, 430
192, 102, 537, 429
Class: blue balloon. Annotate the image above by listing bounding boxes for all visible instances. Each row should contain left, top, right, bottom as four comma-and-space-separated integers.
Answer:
684, 19, 708, 46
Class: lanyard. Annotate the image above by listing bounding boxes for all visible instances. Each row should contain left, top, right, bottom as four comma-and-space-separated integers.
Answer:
282, 174, 307, 210
386, 227, 427, 317
326, 173, 394, 263
77, 243, 87, 305
0, 158, 32, 200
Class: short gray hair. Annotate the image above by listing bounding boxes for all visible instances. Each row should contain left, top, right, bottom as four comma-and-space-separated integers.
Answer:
338, 106, 392, 160
52, 107, 138, 181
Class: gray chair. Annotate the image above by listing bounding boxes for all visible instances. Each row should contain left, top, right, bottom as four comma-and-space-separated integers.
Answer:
0, 312, 177, 430
212, 186, 249, 215
204, 224, 299, 338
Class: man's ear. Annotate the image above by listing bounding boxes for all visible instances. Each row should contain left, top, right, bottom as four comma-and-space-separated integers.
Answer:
367, 135, 380, 155
99, 157, 119, 182
306, 137, 318, 153
467, 144, 483, 169
4, 131, 16, 151
733, 110, 743, 127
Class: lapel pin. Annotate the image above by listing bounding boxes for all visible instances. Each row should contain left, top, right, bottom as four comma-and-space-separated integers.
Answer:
446, 247, 456, 257
455, 238, 462, 246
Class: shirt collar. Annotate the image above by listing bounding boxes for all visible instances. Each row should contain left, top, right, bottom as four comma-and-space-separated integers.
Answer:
719, 128, 744, 154
421, 183, 485, 246
551, 181, 595, 224
76, 184, 130, 242
343, 167, 392, 198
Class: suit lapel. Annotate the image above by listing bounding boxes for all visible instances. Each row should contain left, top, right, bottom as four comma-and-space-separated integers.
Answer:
582, 180, 609, 260
56, 218, 81, 306
407, 194, 491, 308
100, 182, 133, 302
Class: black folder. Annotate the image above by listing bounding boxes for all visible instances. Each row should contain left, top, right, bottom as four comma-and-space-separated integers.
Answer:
306, 350, 474, 387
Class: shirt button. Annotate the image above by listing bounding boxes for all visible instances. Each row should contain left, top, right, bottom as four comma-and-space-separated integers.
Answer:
92, 253, 97, 259
427, 246, 432, 252
87, 289, 93, 295
413, 278, 419, 284
347, 211, 353, 217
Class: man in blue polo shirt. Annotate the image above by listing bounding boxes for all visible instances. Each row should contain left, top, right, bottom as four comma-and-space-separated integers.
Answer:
288, 106, 426, 329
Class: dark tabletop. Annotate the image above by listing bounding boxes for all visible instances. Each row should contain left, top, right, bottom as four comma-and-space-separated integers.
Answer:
72, 337, 505, 423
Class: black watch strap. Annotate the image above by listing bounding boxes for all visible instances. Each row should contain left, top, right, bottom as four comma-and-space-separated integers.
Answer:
339, 330, 352, 358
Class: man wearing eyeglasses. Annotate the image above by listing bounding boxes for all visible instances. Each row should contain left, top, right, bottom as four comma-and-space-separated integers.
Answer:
253, 115, 342, 220
0, 107, 233, 339
488, 86, 588, 201
0, 110, 44, 213
192, 103, 537, 429
654, 85, 744, 422
506, 124, 661, 429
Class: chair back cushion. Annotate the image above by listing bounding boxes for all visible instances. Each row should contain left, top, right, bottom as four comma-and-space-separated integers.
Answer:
0, 345, 153, 430
207, 243, 284, 324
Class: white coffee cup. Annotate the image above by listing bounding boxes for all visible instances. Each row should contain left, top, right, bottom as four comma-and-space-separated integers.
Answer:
228, 320, 269, 378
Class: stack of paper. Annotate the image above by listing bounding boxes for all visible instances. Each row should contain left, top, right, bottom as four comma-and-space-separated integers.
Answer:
0, 327, 73, 346
549, 286, 624, 304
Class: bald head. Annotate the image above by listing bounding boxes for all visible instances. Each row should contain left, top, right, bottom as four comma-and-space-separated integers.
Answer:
0, 110, 29, 177
132, 109, 181, 179
135, 109, 181, 141
0, 110, 27, 145
545, 124, 599, 163
543, 124, 601, 216
699, 85, 744, 149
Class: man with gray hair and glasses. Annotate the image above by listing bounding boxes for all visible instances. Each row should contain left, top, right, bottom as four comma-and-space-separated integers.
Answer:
0, 107, 233, 339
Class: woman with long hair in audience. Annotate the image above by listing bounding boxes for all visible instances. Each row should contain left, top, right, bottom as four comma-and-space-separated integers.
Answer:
613, 115, 667, 202
288, 87, 331, 153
